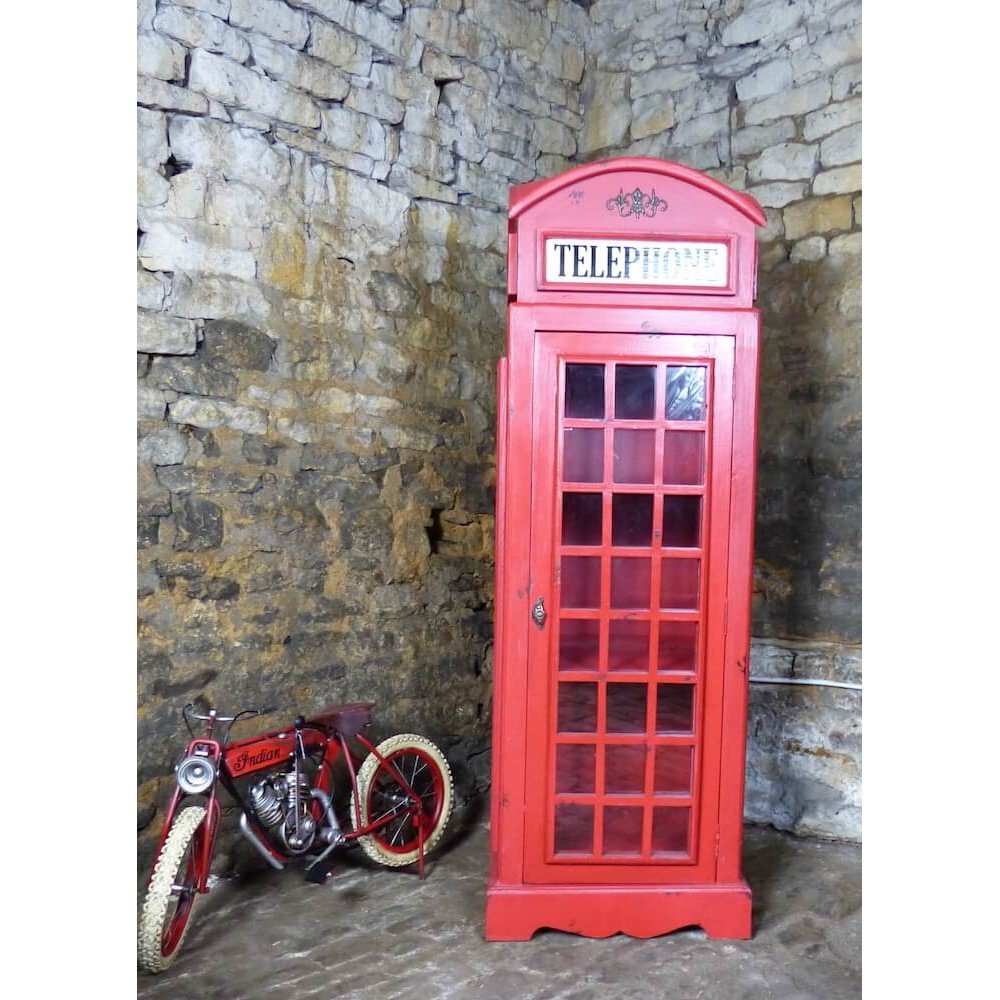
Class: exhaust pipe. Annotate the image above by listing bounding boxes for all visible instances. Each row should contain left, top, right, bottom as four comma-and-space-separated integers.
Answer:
238, 813, 284, 870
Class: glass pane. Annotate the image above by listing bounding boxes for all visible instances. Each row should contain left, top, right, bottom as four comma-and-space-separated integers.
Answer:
559, 619, 600, 672
656, 683, 694, 734
562, 556, 601, 608
610, 557, 650, 609
607, 683, 647, 734
556, 744, 596, 793
605, 744, 646, 794
603, 805, 643, 855
612, 494, 653, 546
615, 365, 655, 420
663, 495, 701, 548
565, 364, 605, 419
666, 366, 706, 421
555, 803, 593, 854
608, 620, 649, 672
660, 559, 699, 609
562, 493, 602, 546
658, 621, 698, 672
663, 430, 705, 485
558, 682, 598, 733
564, 428, 603, 482
654, 746, 693, 795
651, 806, 689, 854
613, 429, 655, 483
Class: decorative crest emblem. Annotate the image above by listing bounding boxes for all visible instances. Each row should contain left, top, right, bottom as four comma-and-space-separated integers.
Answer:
606, 187, 669, 219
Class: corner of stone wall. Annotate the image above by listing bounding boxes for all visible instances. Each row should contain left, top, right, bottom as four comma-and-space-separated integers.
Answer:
578, 0, 862, 841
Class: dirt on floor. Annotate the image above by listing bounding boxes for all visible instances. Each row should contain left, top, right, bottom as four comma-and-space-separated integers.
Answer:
137, 820, 861, 999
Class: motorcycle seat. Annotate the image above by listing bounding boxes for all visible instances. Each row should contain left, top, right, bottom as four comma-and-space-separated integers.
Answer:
307, 702, 375, 738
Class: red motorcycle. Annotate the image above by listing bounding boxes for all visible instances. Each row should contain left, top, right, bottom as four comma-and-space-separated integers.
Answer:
138, 702, 454, 973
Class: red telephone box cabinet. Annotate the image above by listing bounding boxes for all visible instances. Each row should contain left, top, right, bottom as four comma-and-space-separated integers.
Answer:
486, 158, 766, 941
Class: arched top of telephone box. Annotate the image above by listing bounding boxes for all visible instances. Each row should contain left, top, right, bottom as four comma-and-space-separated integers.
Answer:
506, 157, 765, 308
509, 157, 765, 226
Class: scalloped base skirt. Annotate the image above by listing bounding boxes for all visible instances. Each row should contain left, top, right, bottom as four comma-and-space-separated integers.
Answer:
485, 879, 752, 941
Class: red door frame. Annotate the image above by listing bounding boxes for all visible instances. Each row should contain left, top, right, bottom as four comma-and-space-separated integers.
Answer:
521, 327, 735, 886
488, 303, 759, 936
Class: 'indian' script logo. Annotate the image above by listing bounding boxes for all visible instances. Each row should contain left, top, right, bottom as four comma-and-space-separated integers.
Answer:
231, 746, 283, 774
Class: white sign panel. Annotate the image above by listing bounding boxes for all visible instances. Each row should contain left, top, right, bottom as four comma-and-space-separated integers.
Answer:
544, 237, 729, 288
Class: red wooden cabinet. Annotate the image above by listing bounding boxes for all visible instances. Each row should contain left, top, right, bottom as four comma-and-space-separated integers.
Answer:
486, 158, 765, 941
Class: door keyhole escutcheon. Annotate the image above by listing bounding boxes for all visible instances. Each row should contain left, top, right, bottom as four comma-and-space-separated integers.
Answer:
531, 596, 546, 629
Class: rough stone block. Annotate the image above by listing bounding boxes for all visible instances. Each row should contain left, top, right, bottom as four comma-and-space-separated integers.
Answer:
137, 30, 186, 82
139, 427, 190, 466
813, 164, 862, 196
750, 181, 808, 209
138, 165, 170, 207
188, 50, 320, 128
168, 117, 291, 193
309, 19, 373, 76
791, 28, 861, 84
148, 355, 238, 398
631, 65, 700, 100
398, 132, 455, 183
745, 79, 831, 126
579, 71, 629, 155
820, 123, 861, 167
388, 163, 458, 204
322, 104, 387, 160
137, 76, 210, 115
206, 179, 270, 228
671, 108, 728, 148
804, 98, 862, 141
138, 107, 168, 166
170, 395, 268, 434
172, 0, 231, 16
732, 119, 796, 158
722, 0, 803, 46
346, 86, 406, 125
630, 95, 675, 141
229, 0, 309, 48
274, 127, 374, 176
154, 5, 251, 63
138, 310, 199, 355
171, 273, 270, 324
139, 219, 258, 281
736, 57, 793, 102
138, 268, 169, 311
249, 34, 349, 102
789, 236, 827, 262
748, 142, 818, 183
138, 384, 167, 420
833, 61, 862, 101
533, 116, 577, 156
783, 196, 853, 241
829, 232, 862, 258
173, 496, 224, 551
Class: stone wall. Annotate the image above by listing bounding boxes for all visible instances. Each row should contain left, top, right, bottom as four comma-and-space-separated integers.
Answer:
137, 0, 590, 859
583, 0, 862, 840
138, 0, 861, 857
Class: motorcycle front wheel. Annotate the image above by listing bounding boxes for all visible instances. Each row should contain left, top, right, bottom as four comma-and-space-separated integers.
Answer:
138, 804, 207, 973
352, 734, 454, 867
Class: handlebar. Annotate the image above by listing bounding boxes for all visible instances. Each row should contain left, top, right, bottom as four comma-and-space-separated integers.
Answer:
182, 703, 279, 729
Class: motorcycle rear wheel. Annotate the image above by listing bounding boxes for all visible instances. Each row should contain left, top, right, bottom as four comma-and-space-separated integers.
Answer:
138, 805, 207, 973
352, 734, 454, 867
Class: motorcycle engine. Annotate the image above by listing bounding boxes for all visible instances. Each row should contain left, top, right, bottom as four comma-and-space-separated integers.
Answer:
248, 768, 316, 853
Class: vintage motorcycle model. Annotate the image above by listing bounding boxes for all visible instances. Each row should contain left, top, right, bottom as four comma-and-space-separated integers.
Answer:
138, 701, 454, 973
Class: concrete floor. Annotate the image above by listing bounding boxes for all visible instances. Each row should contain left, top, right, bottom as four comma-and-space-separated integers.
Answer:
138, 821, 860, 999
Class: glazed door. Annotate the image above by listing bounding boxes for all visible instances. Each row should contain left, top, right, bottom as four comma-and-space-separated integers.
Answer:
523, 325, 735, 884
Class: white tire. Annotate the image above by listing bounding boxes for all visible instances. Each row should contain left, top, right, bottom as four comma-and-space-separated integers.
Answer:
138, 805, 207, 973
352, 734, 454, 867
